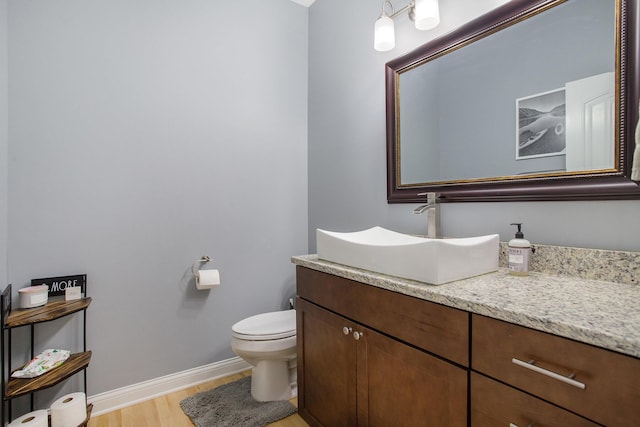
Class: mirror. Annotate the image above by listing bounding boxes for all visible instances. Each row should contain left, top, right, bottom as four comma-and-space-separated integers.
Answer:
386, 0, 640, 202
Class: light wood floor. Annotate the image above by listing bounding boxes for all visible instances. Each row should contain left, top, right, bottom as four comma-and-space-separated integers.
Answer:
87, 370, 308, 427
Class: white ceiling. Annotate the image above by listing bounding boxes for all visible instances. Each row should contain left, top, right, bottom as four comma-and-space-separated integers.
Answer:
290, 0, 315, 6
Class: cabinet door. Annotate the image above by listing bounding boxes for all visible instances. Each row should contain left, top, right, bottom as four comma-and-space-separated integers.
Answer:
359, 327, 468, 427
297, 299, 357, 427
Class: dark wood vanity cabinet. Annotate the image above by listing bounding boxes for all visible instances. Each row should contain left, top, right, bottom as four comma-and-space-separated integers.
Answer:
296, 266, 640, 426
296, 267, 468, 427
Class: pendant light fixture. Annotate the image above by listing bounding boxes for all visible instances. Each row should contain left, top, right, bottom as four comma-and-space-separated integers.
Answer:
374, 0, 440, 52
374, 1, 396, 52
414, 0, 440, 30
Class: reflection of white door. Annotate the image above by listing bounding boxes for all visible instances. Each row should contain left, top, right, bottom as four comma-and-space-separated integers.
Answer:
565, 72, 615, 171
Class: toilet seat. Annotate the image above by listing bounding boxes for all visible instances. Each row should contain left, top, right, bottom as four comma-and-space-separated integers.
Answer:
232, 310, 296, 341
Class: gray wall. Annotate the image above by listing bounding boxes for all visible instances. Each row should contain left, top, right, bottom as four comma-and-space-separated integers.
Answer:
5, 0, 308, 403
0, 0, 7, 285
308, 0, 640, 252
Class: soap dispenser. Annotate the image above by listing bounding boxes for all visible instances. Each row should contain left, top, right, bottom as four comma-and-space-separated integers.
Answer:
508, 223, 531, 276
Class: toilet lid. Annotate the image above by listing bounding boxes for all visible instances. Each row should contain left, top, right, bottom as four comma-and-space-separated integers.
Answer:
232, 310, 296, 340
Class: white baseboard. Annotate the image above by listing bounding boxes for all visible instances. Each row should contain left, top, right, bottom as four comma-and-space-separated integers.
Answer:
88, 357, 251, 416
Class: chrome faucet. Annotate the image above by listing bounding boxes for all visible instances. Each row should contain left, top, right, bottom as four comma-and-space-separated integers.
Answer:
413, 192, 440, 238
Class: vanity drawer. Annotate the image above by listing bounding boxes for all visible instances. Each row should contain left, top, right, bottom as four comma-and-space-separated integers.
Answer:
471, 372, 599, 427
472, 314, 640, 426
296, 266, 469, 366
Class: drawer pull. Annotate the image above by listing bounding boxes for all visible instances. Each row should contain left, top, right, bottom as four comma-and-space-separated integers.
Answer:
509, 423, 533, 427
511, 358, 586, 389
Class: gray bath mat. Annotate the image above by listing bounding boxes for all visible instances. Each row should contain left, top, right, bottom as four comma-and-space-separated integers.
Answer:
180, 376, 297, 427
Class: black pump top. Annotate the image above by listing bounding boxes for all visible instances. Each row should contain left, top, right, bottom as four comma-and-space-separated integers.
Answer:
510, 222, 524, 239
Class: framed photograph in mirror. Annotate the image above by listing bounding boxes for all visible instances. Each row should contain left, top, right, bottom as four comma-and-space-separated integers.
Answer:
516, 88, 566, 160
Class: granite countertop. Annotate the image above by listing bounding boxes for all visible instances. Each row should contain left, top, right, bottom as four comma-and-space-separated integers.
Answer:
292, 254, 640, 359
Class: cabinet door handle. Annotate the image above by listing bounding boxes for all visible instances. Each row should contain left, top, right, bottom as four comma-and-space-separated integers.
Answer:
342, 327, 352, 335
353, 331, 364, 340
509, 423, 533, 427
511, 358, 586, 389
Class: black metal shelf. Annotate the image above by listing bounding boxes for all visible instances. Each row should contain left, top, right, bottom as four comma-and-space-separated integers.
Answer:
1, 284, 91, 425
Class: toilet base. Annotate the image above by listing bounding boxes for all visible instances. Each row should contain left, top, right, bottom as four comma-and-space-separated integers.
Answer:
250, 359, 295, 402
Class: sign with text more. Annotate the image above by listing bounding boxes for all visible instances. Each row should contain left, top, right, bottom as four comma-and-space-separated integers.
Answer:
31, 274, 86, 298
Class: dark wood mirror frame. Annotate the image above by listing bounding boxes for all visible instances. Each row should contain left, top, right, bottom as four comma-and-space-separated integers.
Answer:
386, 0, 640, 203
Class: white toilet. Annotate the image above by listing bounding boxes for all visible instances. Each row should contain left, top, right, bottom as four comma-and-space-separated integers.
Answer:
231, 309, 297, 402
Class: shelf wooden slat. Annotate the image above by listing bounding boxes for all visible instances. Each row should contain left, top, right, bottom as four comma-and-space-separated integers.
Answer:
81, 403, 94, 427
5, 297, 91, 328
4, 351, 92, 400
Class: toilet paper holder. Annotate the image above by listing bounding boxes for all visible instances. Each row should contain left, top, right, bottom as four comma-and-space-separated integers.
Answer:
191, 255, 212, 277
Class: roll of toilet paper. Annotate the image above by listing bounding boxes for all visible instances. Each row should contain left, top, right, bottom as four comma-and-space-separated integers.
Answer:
50, 392, 87, 427
9, 410, 48, 427
196, 269, 220, 290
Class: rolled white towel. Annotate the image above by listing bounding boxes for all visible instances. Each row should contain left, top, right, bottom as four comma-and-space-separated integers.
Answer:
632, 102, 640, 181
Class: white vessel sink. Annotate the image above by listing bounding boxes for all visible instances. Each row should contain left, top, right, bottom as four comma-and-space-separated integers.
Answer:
316, 226, 499, 285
